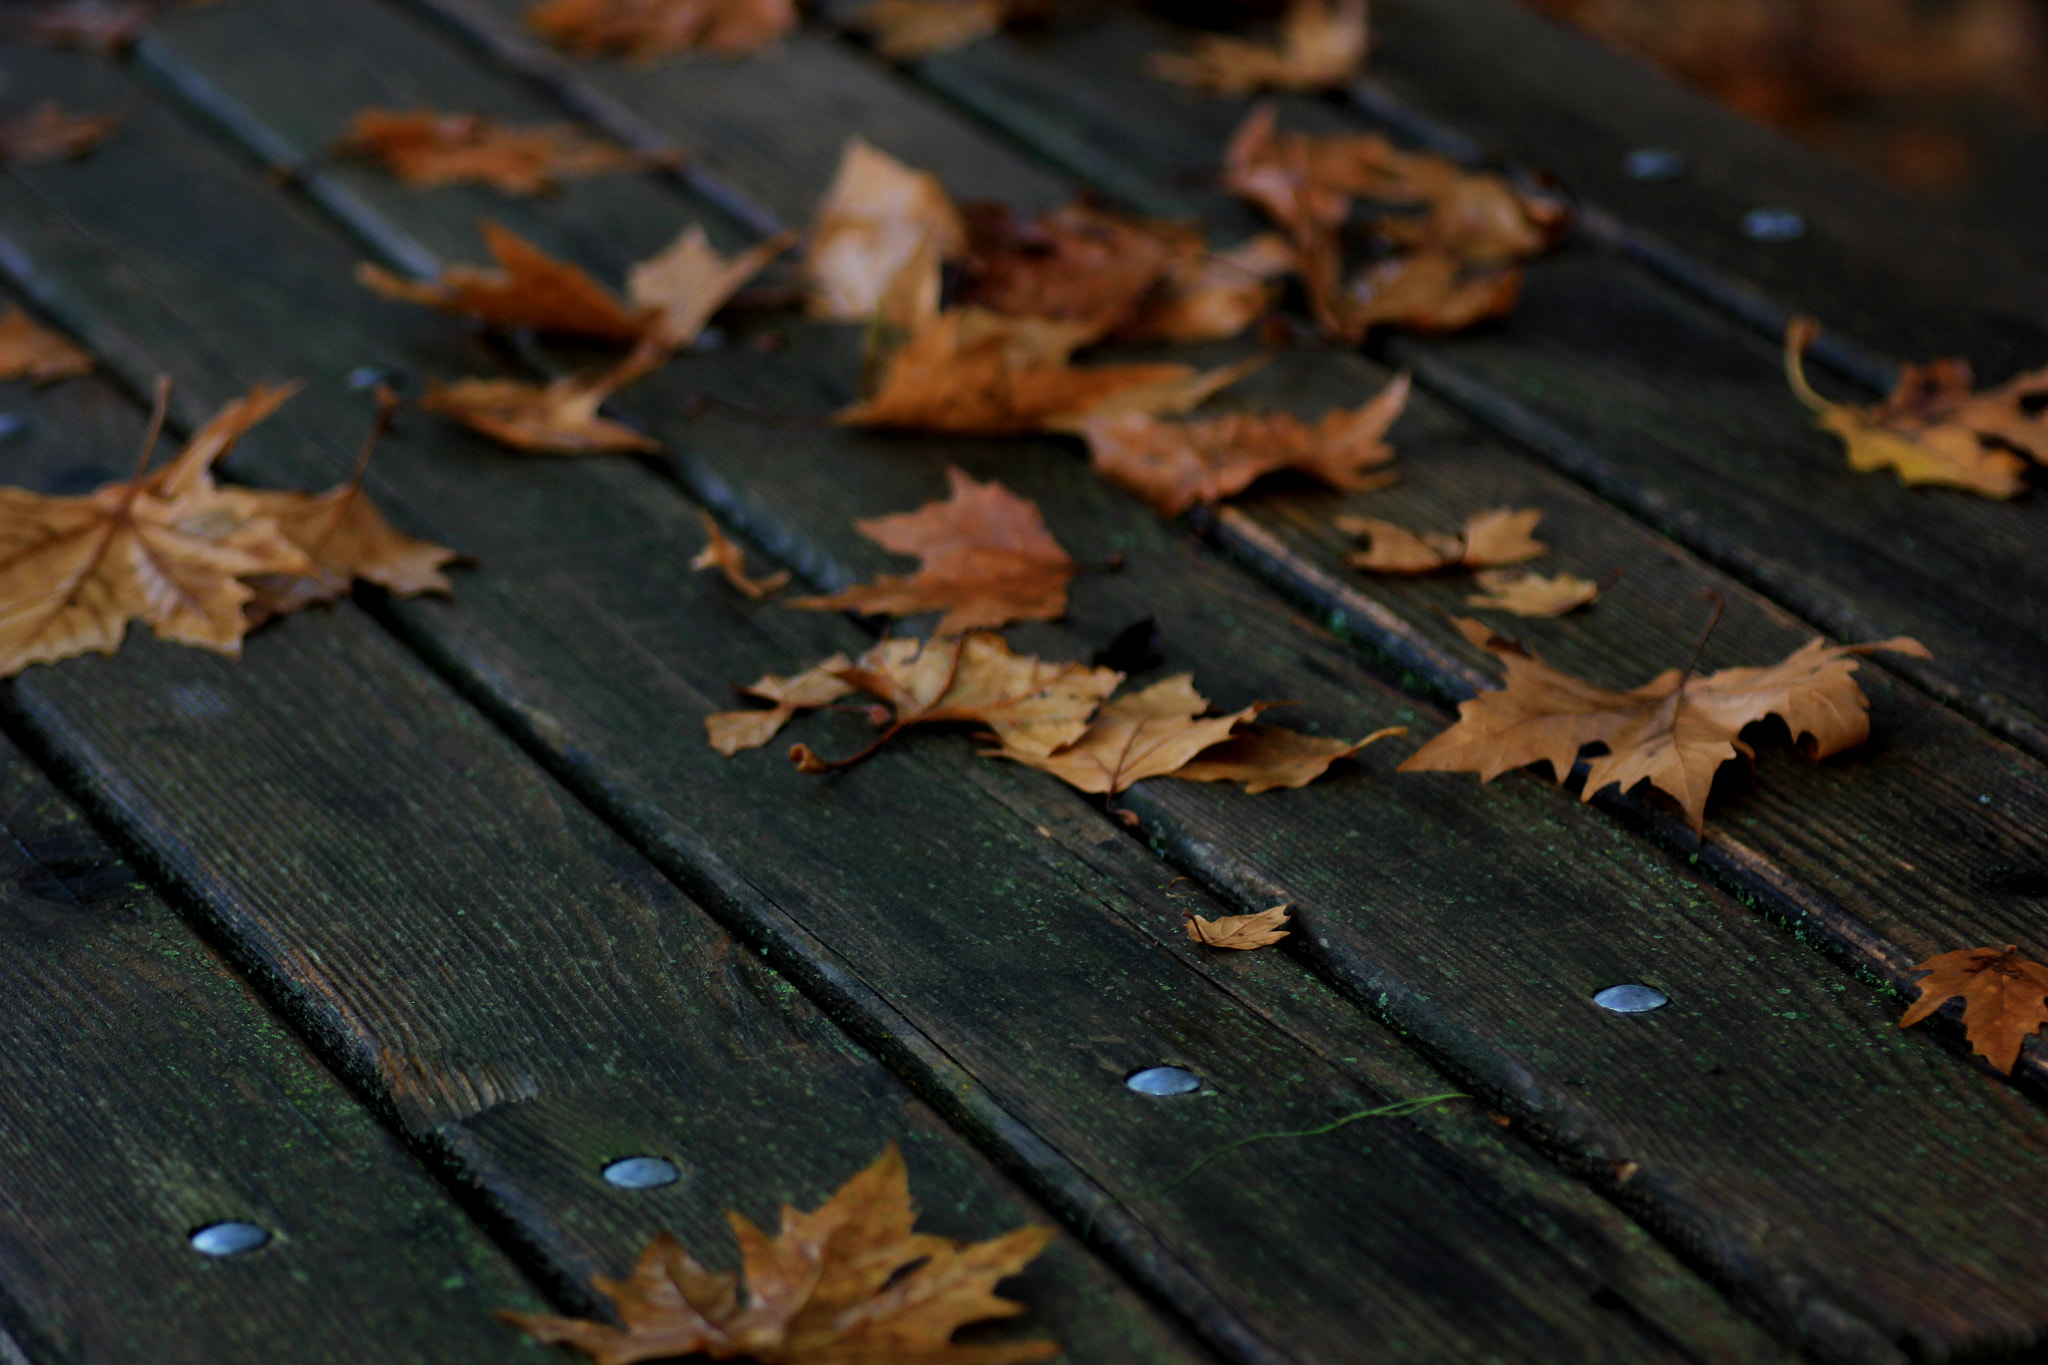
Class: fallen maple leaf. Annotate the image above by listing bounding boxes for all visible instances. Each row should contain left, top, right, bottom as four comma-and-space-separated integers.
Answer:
808, 138, 966, 326
1401, 615, 1931, 833
1332, 253, 1523, 339
707, 653, 856, 755
851, 0, 1009, 59
1466, 568, 1601, 617
0, 306, 93, 385
1174, 722, 1405, 791
988, 673, 1258, 814
1116, 233, 1292, 344
1341, 507, 1544, 573
0, 381, 314, 676
692, 509, 790, 599
503, 1143, 1057, 1365
1184, 903, 1292, 949
421, 340, 665, 455
1785, 317, 2042, 498
791, 467, 1074, 634
1151, 0, 1368, 94
360, 221, 647, 341
959, 201, 1180, 335
0, 102, 119, 166
13, 1, 150, 53
1901, 944, 2048, 1075
1082, 373, 1408, 517
629, 226, 796, 348
527, 0, 796, 58
335, 109, 660, 196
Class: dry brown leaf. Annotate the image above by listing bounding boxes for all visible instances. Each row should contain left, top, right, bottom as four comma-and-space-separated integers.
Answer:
1151, 0, 1368, 93
335, 109, 660, 196
526, 0, 796, 57
1341, 507, 1544, 573
502, 1143, 1057, 1365
1117, 232, 1291, 344
1466, 569, 1601, 617
692, 510, 791, 600
959, 202, 1179, 335
14, 1, 150, 53
1335, 253, 1524, 339
0, 383, 314, 676
360, 221, 648, 341
1400, 615, 1931, 833
706, 653, 856, 755
1901, 944, 2048, 1075
988, 674, 1257, 809
851, 0, 1008, 59
790, 467, 1074, 634
1184, 903, 1292, 949
0, 102, 119, 167
1175, 722, 1405, 791
0, 306, 92, 386
1785, 317, 2041, 497
808, 138, 966, 325
421, 341, 665, 455
628, 227, 796, 348
1082, 373, 1408, 517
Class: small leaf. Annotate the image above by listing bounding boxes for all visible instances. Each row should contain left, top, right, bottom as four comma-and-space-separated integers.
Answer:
0, 306, 92, 386
691, 510, 790, 600
1466, 569, 1601, 617
526, 0, 796, 57
1151, 0, 1367, 94
335, 108, 660, 196
1341, 507, 1544, 574
359, 221, 649, 341
1185, 903, 1292, 949
807, 138, 965, 325
1901, 944, 2048, 1075
1174, 723, 1405, 792
421, 341, 667, 455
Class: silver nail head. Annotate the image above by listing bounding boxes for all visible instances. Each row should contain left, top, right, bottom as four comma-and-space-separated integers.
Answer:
1740, 209, 1805, 241
189, 1221, 270, 1257
1593, 983, 1670, 1013
1623, 148, 1685, 181
1125, 1065, 1202, 1096
603, 1156, 680, 1189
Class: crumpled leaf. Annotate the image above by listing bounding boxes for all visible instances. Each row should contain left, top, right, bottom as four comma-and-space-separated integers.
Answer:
707, 653, 856, 755
526, 0, 796, 58
360, 221, 648, 341
791, 467, 1074, 634
233, 482, 457, 623
0, 102, 118, 166
502, 1143, 1057, 1365
1785, 317, 2042, 498
1174, 722, 1405, 791
851, 0, 1009, 59
1333, 253, 1524, 340
628, 226, 797, 347
1901, 944, 2048, 1075
1340, 507, 1544, 573
988, 674, 1258, 806
13, 1, 150, 53
1466, 569, 1601, 617
1151, 0, 1368, 94
1400, 615, 1931, 833
421, 341, 666, 455
1082, 373, 1408, 517
808, 138, 966, 325
1184, 903, 1291, 949
0, 306, 93, 386
692, 510, 790, 600
335, 109, 660, 196
1117, 232, 1291, 344
838, 307, 1255, 434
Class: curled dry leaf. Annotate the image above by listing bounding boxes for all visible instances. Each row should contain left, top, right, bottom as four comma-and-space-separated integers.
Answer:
692, 510, 790, 600
988, 674, 1258, 805
1466, 568, 1601, 617
502, 1143, 1057, 1365
851, 0, 1009, 59
1151, 0, 1368, 94
1785, 317, 2044, 498
707, 653, 855, 755
1334, 253, 1523, 339
0, 102, 119, 167
421, 341, 666, 455
1341, 507, 1544, 573
360, 221, 648, 341
13, 1, 150, 54
1174, 722, 1405, 792
0, 307, 93, 386
629, 226, 797, 348
790, 467, 1074, 634
1401, 615, 1931, 833
1901, 944, 2048, 1075
1184, 903, 1292, 949
526, 0, 796, 58
1118, 232, 1292, 345
808, 138, 966, 325
335, 109, 661, 196
1082, 373, 1409, 517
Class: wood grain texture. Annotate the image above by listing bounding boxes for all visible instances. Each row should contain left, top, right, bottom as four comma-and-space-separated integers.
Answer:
0, 26, 1785, 1365
96, 5, 2048, 1358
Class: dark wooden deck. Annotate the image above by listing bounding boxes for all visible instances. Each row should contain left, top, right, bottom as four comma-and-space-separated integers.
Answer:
3, 1, 2047, 1361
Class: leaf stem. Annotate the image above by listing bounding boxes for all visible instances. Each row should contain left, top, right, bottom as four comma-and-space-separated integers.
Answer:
1678, 590, 1725, 689
126, 376, 173, 488
313, 385, 399, 557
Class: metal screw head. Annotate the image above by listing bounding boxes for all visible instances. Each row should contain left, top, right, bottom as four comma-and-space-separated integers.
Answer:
603, 1156, 680, 1189
1125, 1065, 1202, 1096
1593, 983, 1670, 1013
189, 1221, 270, 1257
1740, 208, 1805, 241
1623, 147, 1686, 181
0, 413, 31, 445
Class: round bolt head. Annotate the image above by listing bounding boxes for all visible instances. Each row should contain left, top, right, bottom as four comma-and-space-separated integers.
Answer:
1623, 147, 1686, 181
0, 413, 31, 445
1593, 983, 1670, 1013
1740, 208, 1805, 241
1125, 1065, 1202, 1096
189, 1221, 271, 1257
603, 1156, 681, 1189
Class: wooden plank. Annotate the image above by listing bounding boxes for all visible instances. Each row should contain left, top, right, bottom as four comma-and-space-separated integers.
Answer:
92, 5, 2048, 1358
0, 34, 1783, 1365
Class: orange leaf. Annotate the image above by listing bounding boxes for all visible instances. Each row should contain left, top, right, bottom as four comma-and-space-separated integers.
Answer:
850, 0, 1010, 59
0, 306, 92, 386
421, 341, 666, 455
1901, 945, 2048, 1075
0, 101, 118, 166
1184, 903, 1292, 949
1340, 507, 1544, 573
358, 221, 649, 341
335, 108, 660, 196
959, 201, 1181, 335
1150, 0, 1367, 94
706, 653, 856, 756
1174, 722, 1405, 792
691, 509, 791, 600
526, 0, 796, 57
1466, 569, 1601, 617
987, 673, 1256, 802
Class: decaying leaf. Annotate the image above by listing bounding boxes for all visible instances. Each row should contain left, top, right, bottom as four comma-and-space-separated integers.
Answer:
808, 138, 966, 325
1785, 317, 2044, 498
526, 0, 797, 58
1081, 373, 1408, 517
1466, 569, 1601, 617
1174, 722, 1405, 792
1901, 944, 2048, 1075
707, 653, 856, 755
0, 306, 93, 386
628, 226, 797, 348
1117, 233, 1292, 344
693, 510, 790, 600
1333, 253, 1524, 339
1341, 507, 1545, 573
360, 221, 648, 341
335, 109, 660, 196
13, 1, 151, 53
502, 1143, 1057, 1365
989, 674, 1258, 806
0, 102, 119, 166
1184, 903, 1292, 949
838, 307, 1256, 434
851, 0, 1009, 59
791, 467, 1074, 633
1401, 615, 1931, 833
421, 341, 665, 455
1151, 0, 1368, 94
